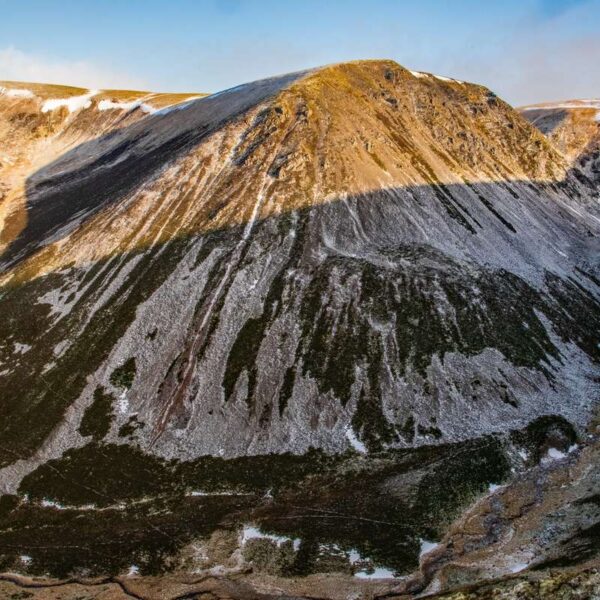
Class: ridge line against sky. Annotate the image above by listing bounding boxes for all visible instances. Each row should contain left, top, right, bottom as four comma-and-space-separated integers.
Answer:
1, 0, 599, 105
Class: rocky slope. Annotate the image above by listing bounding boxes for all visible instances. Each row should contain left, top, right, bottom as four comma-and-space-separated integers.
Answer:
1, 60, 600, 471
520, 98, 600, 186
0, 60, 599, 591
0, 81, 205, 255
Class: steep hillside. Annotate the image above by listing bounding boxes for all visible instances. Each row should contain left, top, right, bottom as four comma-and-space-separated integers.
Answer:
1, 60, 599, 473
520, 99, 600, 185
0, 58, 599, 588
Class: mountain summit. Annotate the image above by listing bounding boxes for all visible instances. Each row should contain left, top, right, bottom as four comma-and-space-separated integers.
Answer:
0, 60, 599, 589
0, 60, 598, 469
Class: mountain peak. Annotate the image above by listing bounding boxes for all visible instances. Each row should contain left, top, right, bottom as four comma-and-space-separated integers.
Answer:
1, 60, 600, 589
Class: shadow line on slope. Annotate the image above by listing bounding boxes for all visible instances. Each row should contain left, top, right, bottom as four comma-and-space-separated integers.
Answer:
0, 68, 311, 272
0, 176, 599, 467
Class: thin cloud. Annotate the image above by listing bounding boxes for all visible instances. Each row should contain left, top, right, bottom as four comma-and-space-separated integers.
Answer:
434, 0, 600, 105
0, 46, 147, 90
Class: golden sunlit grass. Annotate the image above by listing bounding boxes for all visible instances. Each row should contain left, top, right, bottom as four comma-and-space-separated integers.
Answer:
145, 92, 209, 108
1, 81, 209, 108
0, 80, 88, 99
96, 89, 150, 102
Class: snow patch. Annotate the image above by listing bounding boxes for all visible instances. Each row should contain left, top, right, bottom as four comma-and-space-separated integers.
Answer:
541, 447, 568, 463
542, 444, 579, 464
117, 392, 129, 414
410, 70, 429, 79
349, 548, 397, 579
241, 525, 301, 551
419, 539, 439, 558
0, 86, 34, 98
510, 561, 529, 573
345, 425, 367, 454
37, 498, 96, 511
19, 555, 32, 565
13, 342, 31, 355
488, 483, 503, 493
97, 98, 154, 113
41, 499, 66, 510
127, 564, 140, 576
354, 567, 397, 579
41, 90, 98, 113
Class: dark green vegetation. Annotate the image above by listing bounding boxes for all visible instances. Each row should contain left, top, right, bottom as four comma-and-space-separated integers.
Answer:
2, 421, 559, 578
251, 436, 511, 575
78, 387, 115, 440
19, 443, 339, 507
109, 357, 137, 390
0, 494, 253, 578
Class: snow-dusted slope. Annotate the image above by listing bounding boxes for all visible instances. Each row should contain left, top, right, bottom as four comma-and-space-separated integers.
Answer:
520, 98, 600, 186
0, 61, 599, 486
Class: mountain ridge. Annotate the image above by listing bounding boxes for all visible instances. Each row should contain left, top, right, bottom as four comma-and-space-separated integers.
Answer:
0, 57, 598, 476
0, 58, 599, 590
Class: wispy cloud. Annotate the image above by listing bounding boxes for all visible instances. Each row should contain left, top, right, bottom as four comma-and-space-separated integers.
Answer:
0, 46, 147, 90
435, 0, 600, 105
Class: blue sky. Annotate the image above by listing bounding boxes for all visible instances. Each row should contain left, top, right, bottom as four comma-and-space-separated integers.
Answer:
1, 0, 599, 104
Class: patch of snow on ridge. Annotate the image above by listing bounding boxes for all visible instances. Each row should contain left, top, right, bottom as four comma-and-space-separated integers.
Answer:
345, 425, 367, 454
434, 74, 463, 84
41, 89, 98, 113
419, 539, 439, 558
241, 525, 301, 550
97, 98, 154, 113
153, 96, 204, 116
410, 70, 429, 78
521, 99, 600, 111
0, 86, 34, 98
354, 567, 397, 579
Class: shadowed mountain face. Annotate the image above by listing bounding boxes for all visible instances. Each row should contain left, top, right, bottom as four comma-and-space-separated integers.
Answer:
0, 59, 599, 590
0, 60, 599, 474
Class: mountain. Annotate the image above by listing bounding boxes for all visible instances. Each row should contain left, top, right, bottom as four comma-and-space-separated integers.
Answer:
0, 61, 599, 591
520, 98, 600, 185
